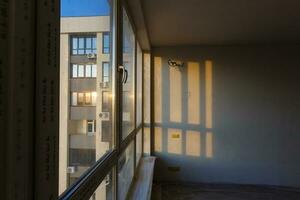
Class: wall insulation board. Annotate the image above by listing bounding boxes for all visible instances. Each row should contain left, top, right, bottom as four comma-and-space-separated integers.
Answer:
3, 0, 36, 199
0, 0, 9, 198
35, 0, 60, 199
0, 0, 60, 199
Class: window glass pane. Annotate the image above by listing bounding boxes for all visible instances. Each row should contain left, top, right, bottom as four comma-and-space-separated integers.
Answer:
101, 91, 112, 142
136, 130, 142, 167
91, 92, 97, 105
87, 121, 93, 133
102, 92, 110, 111
60, 0, 115, 196
136, 43, 142, 125
72, 64, 78, 78
103, 33, 110, 54
72, 50, 78, 55
86, 64, 92, 77
102, 62, 109, 82
92, 37, 97, 50
118, 142, 134, 200
78, 65, 84, 77
72, 92, 77, 106
92, 64, 97, 77
122, 9, 135, 139
104, 63, 109, 77
88, 170, 114, 200
86, 37, 92, 48
78, 37, 84, 48
78, 49, 85, 55
87, 120, 96, 135
86, 49, 92, 54
72, 37, 78, 49
78, 93, 84, 105
85, 92, 91, 105
69, 149, 95, 166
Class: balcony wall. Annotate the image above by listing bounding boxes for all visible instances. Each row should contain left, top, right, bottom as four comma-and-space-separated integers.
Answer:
70, 106, 96, 120
70, 134, 95, 149
70, 78, 97, 91
152, 45, 300, 188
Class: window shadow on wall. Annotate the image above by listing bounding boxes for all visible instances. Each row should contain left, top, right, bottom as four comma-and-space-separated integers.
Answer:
153, 57, 214, 158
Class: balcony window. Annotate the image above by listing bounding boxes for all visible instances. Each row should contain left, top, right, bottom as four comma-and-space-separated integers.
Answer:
91, 64, 97, 77
69, 149, 95, 166
85, 93, 91, 105
72, 92, 77, 106
103, 32, 110, 54
87, 120, 96, 133
102, 62, 110, 82
72, 64, 78, 77
72, 64, 97, 78
85, 65, 92, 77
59, 0, 145, 198
77, 93, 85, 105
72, 92, 97, 106
78, 65, 85, 77
72, 36, 97, 55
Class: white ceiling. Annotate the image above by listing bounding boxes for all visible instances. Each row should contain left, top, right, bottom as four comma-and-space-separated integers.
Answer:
141, 0, 300, 46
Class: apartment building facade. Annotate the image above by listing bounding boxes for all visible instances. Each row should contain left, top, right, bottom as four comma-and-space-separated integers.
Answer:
59, 16, 113, 199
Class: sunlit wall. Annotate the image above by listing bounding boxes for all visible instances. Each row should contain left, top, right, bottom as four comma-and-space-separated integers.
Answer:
152, 45, 300, 188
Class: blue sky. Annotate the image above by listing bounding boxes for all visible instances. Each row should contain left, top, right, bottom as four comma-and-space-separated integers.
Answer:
61, 0, 110, 17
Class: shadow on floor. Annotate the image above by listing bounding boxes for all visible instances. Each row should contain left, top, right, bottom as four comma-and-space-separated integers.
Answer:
151, 182, 300, 200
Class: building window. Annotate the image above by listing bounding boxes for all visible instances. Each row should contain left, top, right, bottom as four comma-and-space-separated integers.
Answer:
72, 92, 77, 106
91, 65, 97, 77
85, 65, 92, 77
102, 62, 110, 82
71, 92, 97, 106
72, 64, 78, 77
102, 32, 110, 54
72, 64, 97, 78
77, 93, 85, 105
87, 120, 96, 134
85, 93, 91, 105
71, 36, 97, 55
69, 149, 96, 166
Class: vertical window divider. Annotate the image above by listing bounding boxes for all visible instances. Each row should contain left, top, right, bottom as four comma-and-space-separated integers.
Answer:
114, 0, 122, 199
133, 35, 137, 171
150, 53, 154, 156
141, 51, 145, 156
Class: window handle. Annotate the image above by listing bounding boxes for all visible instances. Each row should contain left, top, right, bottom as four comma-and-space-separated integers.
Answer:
124, 69, 128, 84
118, 65, 126, 83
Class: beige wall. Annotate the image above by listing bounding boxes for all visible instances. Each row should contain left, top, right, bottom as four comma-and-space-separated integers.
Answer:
153, 45, 300, 188
61, 16, 110, 33
59, 34, 69, 194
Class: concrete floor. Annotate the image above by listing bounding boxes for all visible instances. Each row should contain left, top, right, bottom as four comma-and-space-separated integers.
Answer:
151, 182, 300, 200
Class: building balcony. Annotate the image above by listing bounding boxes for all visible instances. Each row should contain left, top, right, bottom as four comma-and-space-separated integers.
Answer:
70, 106, 96, 120
69, 134, 96, 149
70, 78, 97, 91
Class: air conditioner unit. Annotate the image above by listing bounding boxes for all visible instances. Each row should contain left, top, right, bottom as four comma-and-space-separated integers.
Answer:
99, 112, 110, 121
87, 53, 97, 59
100, 81, 109, 88
67, 166, 76, 174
